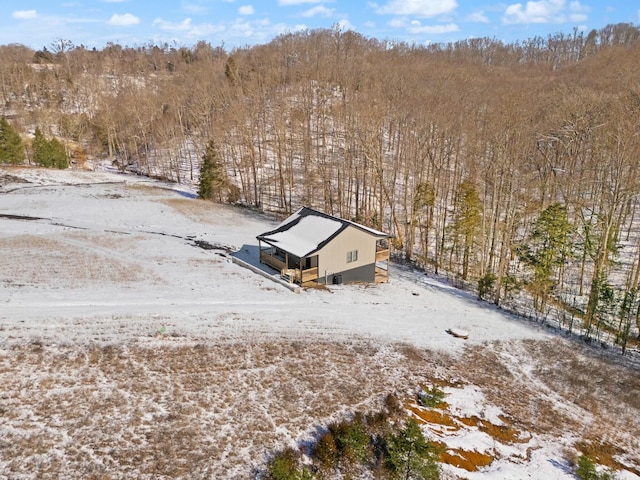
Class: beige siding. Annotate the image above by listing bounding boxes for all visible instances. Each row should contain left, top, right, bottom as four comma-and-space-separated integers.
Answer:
316, 226, 376, 278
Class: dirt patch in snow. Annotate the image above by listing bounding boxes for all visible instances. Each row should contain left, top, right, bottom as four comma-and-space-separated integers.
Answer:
439, 447, 495, 472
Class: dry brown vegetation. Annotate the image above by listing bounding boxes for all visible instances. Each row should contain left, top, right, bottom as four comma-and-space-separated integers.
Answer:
443, 340, 640, 475
161, 197, 253, 227
0, 233, 157, 288
0, 337, 638, 478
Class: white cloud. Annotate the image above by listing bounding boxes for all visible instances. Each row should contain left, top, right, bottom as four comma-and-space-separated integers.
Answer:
376, 0, 458, 18
408, 22, 459, 34
13, 10, 37, 19
301, 5, 335, 17
502, 0, 588, 24
388, 17, 408, 28
336, 19, 355, 30
568, 1, 589, 22
238, 5, 255, 15
149, 20, 225, 45
152, 17, 194, 32
108, 13, 140, 26
466, 11, 489, 23
182, 2, 208, 15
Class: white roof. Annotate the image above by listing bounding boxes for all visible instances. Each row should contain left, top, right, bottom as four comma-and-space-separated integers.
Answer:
257, 207, 387, 258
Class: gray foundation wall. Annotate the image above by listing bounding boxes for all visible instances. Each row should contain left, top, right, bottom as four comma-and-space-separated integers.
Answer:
318, 263, 376, 285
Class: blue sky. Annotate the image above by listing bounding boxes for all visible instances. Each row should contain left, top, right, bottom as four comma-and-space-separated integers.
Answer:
1, 0, 638, 51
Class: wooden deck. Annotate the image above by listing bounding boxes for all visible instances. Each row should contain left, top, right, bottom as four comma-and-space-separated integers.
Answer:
375, 266, 389, 283
376, 247, 390, 262
259, 250, 319, 284
260, 247, 389, 285
260, 251, 286, 272
375, 246, 390, 283
301, 267, 319, 283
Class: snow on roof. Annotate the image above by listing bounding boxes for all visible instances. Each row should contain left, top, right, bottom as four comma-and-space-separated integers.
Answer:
257, 207, 387, 258
259, 214, 342, 257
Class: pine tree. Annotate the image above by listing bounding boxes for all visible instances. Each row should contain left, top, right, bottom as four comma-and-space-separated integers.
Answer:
451, 181, 482, 280
518, 203, 574, 313
32, 128, 68, 169
0, 117, 25, 165
329, 414, 370, 467
198, 139, 225, 201
386, 418, 440, 480
49, 137, 69, 169
32, 128, 52, 167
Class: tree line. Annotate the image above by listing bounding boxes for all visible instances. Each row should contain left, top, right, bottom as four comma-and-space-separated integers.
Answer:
1, 23, 640, 351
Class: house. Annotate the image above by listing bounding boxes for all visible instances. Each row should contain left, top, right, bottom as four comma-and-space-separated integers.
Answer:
256, 206, 390, 286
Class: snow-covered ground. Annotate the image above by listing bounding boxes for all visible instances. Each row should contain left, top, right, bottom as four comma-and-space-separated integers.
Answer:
0, 166, 547, 351
1, 166, 638, 479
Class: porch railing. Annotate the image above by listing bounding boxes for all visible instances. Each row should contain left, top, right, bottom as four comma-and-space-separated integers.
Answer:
260, 250, 318, 284
260, 250, 286, 271
376, 247, 390, 262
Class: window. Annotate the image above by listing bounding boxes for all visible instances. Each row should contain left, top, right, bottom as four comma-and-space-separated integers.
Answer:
346, 249, 358, 263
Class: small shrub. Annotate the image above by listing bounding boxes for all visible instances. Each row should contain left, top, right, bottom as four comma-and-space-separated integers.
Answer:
266, 447, 314, 480
478, 271, 496, 300
385, 392, 404, 418
329, 413, 371, 466
417, 386, 446, 408
311, 431, 338, 472
576, 455, 614, 480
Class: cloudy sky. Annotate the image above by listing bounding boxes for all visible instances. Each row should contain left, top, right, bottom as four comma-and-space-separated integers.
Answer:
1, 0, 638, 51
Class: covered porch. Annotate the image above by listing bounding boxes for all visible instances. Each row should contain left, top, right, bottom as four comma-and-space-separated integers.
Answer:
258, 241, 319, 285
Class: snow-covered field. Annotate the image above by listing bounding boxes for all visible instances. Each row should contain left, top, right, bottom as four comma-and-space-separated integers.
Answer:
1, 166, 638, 479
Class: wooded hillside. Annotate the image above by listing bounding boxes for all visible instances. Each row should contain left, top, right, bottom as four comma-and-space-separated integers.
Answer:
1, 23, 640, 351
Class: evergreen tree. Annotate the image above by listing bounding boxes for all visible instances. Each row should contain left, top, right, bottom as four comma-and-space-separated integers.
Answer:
386, 418, 440, 480
616, 287, 637, 354
311, 431, 339, 474
478, 271, 497, 301
587, 270, 617, 340
49, 137, 69, 169
410, 181, 436, 262
197, 139, 226, 201
518, 203, 574, 313
32, 128, 69, 169
575, 455, 614, 480
265, 447, 314, 480
32, 128, 51, 167
329, 413, 370, 467
451, 181, 482, 280
0, 117, 25, 165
